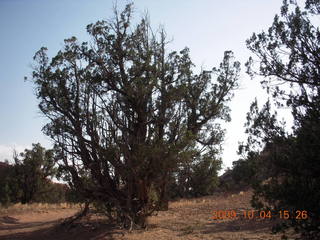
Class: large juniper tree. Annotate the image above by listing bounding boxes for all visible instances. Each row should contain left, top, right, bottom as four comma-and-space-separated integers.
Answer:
31, 4, 239, 229
243, 0, 320, 238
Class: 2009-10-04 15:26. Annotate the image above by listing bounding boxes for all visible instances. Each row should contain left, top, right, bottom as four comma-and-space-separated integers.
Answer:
210, 210, 308, 220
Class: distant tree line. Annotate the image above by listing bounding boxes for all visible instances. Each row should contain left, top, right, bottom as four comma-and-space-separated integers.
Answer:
0, 142, 222, 208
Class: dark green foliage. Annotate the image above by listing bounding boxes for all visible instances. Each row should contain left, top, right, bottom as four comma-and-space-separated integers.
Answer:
0, 162, 12, 205
169, 153, 221, 198
34, 181, 69, 203
31, 4, 239, 228
243, 0, 320, 238
0, 144, 69, 206
241, 101, 320, 239
0, 170, 12, 206
0, 161, 22, 205
13, 143, 57, 204
231, 154, 257, 186
189, 155, 221, 197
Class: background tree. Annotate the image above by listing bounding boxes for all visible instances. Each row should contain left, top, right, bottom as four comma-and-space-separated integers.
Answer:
169, 151, 221, 198
31, 4, 239, 229
243, 0, 320, 238
13, 143, 56, 204
0, 161, 15, 206
231, 154, 257, 187
0, 145, 62, 206
189, 154, 221, 197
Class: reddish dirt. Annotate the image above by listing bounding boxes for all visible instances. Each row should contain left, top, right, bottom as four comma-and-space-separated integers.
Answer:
0, 190, 298, 240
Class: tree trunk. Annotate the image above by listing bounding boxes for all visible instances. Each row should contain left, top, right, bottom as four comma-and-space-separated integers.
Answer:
158, 177, 169, 211
61, 201, 89, 227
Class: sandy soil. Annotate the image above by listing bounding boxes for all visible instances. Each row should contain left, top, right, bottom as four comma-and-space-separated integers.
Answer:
0, 190, 298, 240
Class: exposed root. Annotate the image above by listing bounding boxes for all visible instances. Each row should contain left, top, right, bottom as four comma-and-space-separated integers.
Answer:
61, 201, 89, 227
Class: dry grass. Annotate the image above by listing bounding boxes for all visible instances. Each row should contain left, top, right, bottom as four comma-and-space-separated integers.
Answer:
124, 190, 298, 240
0, 191, 300, 240
0, 202, 79, 216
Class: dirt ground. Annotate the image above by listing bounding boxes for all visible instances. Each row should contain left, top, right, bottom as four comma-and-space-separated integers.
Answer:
0, 190, 298, 240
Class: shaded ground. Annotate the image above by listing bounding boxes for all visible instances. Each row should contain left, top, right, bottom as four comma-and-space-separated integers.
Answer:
0, 190, 298, 240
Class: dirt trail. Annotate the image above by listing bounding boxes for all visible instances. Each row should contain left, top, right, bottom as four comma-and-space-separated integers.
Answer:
0, 191, 297, 240
0, 209, 77, 240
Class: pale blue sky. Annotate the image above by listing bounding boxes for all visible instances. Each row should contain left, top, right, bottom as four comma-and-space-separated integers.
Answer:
0, 0, 287, 170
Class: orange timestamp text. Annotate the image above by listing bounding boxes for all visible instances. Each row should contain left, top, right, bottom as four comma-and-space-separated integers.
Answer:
210, 210, 308, 220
